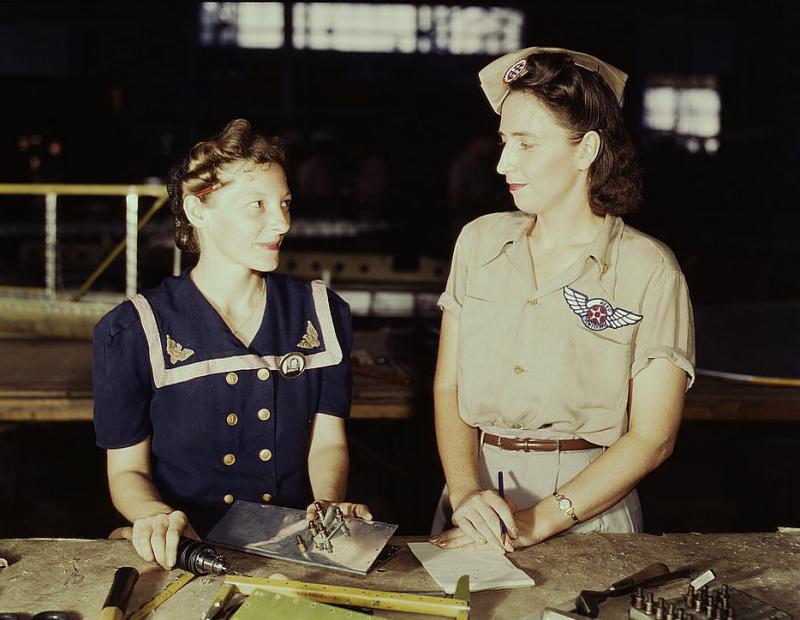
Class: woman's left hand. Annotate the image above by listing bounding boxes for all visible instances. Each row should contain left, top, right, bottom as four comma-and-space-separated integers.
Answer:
306, 499, 373, 522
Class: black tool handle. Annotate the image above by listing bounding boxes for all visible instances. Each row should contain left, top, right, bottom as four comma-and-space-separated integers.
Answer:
608, 562, 669, 591
100, 566, 139, 620
608, 566, 693, 598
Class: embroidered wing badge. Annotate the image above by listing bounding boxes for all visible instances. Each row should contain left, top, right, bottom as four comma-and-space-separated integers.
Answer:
563, 286, 643, 332
296, 320, 321, 350
166, 334, 195, 364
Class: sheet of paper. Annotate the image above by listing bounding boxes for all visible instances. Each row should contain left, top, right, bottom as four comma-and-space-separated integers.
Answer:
408, 542, 536, 594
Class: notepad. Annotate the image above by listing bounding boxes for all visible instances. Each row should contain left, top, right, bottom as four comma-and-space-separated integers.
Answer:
408, 542, 536, 594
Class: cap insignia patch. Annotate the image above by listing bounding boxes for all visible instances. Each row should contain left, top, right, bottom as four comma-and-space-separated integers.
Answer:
503, 58, 528, 84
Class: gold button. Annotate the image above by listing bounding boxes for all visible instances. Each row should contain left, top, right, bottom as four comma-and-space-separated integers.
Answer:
226, 413, 239, 426
257, 368, 270, 381
509, 422, 522, 429
223, 494, 234, 504
223, 453, 236, 466
226, 372, 238, 385
513, 366, 524, 374
259, 448, 273, 462
257, 408, 271, 421
262, 493, 272, 503
601, 263, 609, 274
527, 298, 538, 305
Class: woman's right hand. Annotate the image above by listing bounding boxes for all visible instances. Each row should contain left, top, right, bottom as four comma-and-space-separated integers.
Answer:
110, 510, 199, 569
450, 490, 517, 552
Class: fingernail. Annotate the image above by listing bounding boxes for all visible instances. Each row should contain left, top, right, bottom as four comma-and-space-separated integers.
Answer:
511, 528, 519, 538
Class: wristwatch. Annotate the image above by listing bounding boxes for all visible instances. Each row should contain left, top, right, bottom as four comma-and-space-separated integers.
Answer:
553, 491, 580, 523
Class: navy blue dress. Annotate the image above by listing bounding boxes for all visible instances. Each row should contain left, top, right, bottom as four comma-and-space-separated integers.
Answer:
93, 271, 352, 536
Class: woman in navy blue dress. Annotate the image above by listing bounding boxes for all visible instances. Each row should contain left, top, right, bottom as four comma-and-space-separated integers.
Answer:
93, 119, 370, 569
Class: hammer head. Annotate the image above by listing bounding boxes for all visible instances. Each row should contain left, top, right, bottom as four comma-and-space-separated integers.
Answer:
574, 590, 608, 618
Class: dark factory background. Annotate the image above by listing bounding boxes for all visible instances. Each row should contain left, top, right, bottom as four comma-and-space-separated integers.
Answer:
0, 1, 798, 540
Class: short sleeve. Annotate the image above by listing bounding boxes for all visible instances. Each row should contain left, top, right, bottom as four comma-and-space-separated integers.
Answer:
92, 302, 154, 448
438, 228, 471, 320
631, 268, 696, 389
317, 291, 353, 419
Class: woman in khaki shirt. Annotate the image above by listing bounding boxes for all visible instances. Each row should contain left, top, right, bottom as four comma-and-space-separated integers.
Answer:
429, 47, 695, 552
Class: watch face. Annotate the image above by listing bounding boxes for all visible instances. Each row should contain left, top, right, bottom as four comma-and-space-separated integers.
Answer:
558, 498, 571, 511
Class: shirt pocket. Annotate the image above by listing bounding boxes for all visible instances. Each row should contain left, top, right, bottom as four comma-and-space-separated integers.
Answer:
562, 326, 632, 412
458, 294, 497, 368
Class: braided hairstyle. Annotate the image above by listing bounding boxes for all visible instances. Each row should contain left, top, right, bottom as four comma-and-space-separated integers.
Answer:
167, 119, 287, 253
508, 52, 642, 215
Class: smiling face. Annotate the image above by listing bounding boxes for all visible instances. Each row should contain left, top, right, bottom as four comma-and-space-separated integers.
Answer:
496, 91, 589, 216
188, 161, 291, 273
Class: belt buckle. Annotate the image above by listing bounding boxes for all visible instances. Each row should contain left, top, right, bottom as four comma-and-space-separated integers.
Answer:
522, 438, 560, 452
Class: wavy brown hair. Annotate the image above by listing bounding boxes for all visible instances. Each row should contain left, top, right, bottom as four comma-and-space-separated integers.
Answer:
509, 52, 642, 215
167, 119, 287, 253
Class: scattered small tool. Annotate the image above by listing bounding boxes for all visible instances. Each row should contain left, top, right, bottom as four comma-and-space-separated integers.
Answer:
225, 573, 471, 619
98, 566, 139, 620
541, 563, 696, 619
630, 580, 792, 620
574, 563, 693, 617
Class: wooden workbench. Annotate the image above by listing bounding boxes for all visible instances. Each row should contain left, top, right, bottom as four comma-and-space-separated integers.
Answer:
0, 534, 797, 619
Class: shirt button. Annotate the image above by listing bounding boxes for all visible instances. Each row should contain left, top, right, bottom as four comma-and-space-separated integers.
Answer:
257, 408, 271, 421
259, 449, 273, 462
513, 366, 525, 374
223, 453, 236, 466
226, 372, 239, 385
223, 494, 234, 504
601, 263, 609, 274
527, 298, 538, 305
226, 413, 239, 426
262, 493, 272, 503
257, 368, 270, 381
509, 422, 522, 429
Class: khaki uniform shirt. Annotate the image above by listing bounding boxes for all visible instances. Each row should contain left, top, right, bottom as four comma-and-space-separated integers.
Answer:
439, 212, 695, 447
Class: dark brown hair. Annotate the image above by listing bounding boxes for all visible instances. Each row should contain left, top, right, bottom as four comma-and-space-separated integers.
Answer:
167, 119, 287, 253
509, 52, 642, 215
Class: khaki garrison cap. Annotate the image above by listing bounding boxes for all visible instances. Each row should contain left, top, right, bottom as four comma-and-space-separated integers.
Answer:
479, 46, 628, 113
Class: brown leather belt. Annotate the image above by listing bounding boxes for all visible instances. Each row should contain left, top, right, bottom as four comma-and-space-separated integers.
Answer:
483, 433, 600, 452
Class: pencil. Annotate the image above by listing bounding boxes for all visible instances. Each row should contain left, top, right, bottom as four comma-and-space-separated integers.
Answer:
498, 471, 507, 539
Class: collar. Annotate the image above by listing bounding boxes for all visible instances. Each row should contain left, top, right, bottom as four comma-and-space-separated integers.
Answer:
476, 212, 624, 298
475, 212, 535, 267
585, 215, 624, 296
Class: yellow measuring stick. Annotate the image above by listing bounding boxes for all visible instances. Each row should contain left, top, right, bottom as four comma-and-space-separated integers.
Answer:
225, 574, 470, 619
127, 571, 195, 620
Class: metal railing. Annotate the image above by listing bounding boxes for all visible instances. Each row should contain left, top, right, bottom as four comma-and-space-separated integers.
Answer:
0, 183, 170, 300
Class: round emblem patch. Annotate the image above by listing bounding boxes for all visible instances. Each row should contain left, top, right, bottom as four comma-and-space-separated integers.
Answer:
279, 352, 307, 379
503, 59, 528, 84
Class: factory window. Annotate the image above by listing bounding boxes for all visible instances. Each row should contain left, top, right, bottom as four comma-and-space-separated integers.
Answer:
643, 76, 721, 154
199, 2, 284, 48
199, 2, 523, 54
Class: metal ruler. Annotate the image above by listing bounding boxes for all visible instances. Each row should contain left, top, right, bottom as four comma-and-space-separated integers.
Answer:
127, 570, 195, 620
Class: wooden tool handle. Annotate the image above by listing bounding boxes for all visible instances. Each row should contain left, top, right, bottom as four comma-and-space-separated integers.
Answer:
97, 608, 124, 620
99, 566, 139, 619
